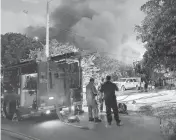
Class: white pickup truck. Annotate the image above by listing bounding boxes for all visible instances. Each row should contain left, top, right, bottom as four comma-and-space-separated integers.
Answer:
114, 77, 141, 91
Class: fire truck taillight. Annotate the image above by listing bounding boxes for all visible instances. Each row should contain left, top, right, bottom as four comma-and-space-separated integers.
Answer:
49, 97, 54, 100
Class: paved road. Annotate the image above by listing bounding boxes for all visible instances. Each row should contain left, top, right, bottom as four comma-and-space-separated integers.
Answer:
116, 88, 166, 96
116, 89, 149, 96
1, 113, 164, 140
1, 133, 16, 140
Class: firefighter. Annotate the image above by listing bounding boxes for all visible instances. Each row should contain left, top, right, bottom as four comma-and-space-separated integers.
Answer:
86, 78, 101, 122
98, 78, 105, 112
100, 76, 123, 126
70, 86, 84, 115
74, 86, 84, 115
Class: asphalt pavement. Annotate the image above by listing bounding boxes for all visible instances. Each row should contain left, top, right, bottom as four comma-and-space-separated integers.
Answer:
115, 89, 153, 96
1, 111, 164, 140
116, 89, 140, 95
1, 133, 18, 140
1, 132, 16, 140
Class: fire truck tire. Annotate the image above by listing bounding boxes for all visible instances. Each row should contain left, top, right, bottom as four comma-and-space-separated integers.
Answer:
3, 100, 17, 120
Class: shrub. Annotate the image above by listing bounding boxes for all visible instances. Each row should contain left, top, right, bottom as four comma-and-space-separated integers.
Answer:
139, 104, 176, 140
139, 105, 154, 116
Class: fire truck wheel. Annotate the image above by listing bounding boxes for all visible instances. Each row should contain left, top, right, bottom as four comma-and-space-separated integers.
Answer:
3, 100, 17, 120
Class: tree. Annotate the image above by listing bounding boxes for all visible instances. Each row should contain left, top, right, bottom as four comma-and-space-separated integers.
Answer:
92, 54, 136, 81
1, 33, 136, 87
81, 55, 100, 86
134, 61, 153, 81
49, 39, 79, 57
29, 39, 79, 61
1, 33, 43, 66
93, 55, 121, 77
135, 0, 176, 71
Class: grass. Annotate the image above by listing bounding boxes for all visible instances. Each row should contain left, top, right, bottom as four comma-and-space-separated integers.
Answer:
116, 89, 176, 140
138, 103, 176, 140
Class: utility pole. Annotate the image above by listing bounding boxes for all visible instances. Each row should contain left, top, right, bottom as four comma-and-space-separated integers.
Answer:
45, 0, 50, 58
45, 0, 63, 119
45, 0, 53, 99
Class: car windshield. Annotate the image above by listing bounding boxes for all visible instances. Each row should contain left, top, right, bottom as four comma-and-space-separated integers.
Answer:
133, 79, 137, 82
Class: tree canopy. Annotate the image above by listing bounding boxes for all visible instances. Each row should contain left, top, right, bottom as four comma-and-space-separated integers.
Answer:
1, 33, 43, 66
29, 39, 79, 61
135, 0, 176, 71
1, 32, 135, 87
82, 54, 135, 86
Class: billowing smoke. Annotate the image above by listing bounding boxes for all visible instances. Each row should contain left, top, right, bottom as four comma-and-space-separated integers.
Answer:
24, 0, 147, 64
25, 0, 97, 42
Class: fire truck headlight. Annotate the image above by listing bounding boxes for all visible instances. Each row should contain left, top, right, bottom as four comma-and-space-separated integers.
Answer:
49, 97, 54, 100
46, 110, 51, 114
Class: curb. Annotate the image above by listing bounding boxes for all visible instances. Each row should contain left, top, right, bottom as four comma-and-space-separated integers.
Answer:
1, 128, 40, 140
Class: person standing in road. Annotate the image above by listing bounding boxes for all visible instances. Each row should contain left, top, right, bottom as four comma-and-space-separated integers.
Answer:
71, 86, 84, 115
100, 76, 123, 126
86, 78, 102, 122
98, 78, 105, 112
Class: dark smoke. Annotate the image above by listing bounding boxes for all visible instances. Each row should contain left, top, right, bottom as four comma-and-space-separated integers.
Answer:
24, 0, 146, 64
24, 0, 97, 43
121, 34, 129, 44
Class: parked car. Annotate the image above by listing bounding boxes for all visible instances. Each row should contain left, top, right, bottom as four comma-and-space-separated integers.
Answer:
114, 77, 141, 91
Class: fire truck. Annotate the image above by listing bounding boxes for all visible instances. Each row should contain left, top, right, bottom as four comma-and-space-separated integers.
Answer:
1, 52, 83, 121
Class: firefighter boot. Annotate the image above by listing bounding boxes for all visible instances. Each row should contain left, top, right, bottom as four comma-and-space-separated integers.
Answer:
94, 117, 102, 123
116, 120, 123, 126
89, 117, 94, 122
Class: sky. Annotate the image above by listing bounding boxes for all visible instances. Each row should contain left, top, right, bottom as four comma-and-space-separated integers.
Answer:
1, 0, 147, 64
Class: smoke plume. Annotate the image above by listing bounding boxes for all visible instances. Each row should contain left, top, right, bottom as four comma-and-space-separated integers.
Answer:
24, 0, 147, 64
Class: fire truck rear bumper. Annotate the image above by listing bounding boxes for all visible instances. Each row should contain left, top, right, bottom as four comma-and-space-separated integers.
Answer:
25, 106, 57, 117
19, 105, 64, 119
37, 105, 56, 115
